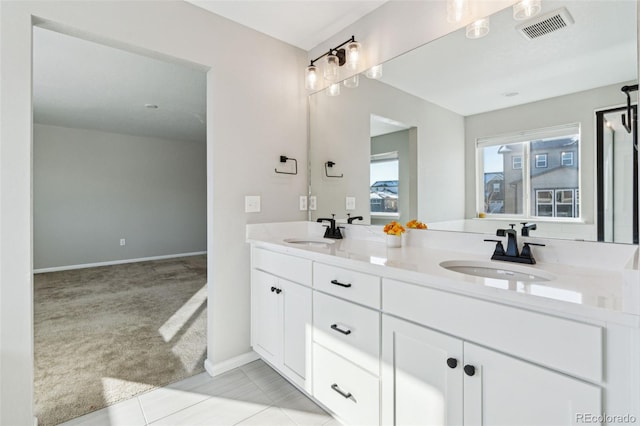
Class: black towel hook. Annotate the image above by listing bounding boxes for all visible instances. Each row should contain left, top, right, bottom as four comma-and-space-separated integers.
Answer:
621, 84, 638, 134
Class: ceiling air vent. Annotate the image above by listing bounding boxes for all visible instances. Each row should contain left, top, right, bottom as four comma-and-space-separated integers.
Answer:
517, 7, 574, 40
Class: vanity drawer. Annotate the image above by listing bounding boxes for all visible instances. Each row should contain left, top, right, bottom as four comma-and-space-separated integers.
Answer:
313, 343, 380, 426
313, 292, 380, 375
252, 247, 312, 286
313, 262, 380, 308
383, 278, 603, 382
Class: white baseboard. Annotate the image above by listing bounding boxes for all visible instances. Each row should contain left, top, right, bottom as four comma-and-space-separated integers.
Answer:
33, 251, 207, 274
204, 351, 260, 378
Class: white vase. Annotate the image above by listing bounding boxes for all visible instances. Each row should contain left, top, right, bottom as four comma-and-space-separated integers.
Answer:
386, 234, 402, 248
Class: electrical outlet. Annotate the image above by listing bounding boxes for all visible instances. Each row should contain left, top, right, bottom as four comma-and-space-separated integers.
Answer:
120, 238, 126, 246
346, 196, 356, 210
309, 196, 317, 211
245, 195, 261, 213
299, 195, 308, 210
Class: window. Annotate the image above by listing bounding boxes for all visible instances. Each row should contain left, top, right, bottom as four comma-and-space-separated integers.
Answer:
370, 152, 399, 216
535, 153, 548, 168
512, 156, 522, 169
561, 151, 574, 166
477, 123, 580, 219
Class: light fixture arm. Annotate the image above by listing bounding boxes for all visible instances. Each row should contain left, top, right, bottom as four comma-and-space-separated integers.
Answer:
309, 35, 356, 67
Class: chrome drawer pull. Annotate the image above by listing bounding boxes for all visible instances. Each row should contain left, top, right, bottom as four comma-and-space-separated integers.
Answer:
331, 383, 355, 401
330, 324, 352, 335
330, 279, 352, 288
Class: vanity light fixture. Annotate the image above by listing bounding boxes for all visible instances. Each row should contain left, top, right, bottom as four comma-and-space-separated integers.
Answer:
513, 0, 542, 20
447, 0, 469, 23
365, 64, 383, 80
305, 65, 318, 90
466, 17, 490, 39
327, 82, 341, 97
324, 53, 340, 81
304, 35, 362, 91
343, 74, 359, 89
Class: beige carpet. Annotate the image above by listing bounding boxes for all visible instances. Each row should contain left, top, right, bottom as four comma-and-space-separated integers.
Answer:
34, 255, 207, 426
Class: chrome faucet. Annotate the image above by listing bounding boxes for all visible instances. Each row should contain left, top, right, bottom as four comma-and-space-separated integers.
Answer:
484, 223, 545, 265
317, 214, 344, 239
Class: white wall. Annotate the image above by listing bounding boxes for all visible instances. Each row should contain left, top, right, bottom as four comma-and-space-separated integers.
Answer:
464, 81, 636, 240
33, 124, 207, 270
0, 1, 307, 423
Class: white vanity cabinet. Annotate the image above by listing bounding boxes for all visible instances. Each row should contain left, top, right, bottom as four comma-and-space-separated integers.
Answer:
250, 247, 312, 391
311, 263, 381, 426
381, 278, 603, 426
382, 315, 602, 426
247, 229, 639, 426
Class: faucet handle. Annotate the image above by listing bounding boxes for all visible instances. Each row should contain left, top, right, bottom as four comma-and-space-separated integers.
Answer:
520, 242, 545, 263
484, 239, 505, 256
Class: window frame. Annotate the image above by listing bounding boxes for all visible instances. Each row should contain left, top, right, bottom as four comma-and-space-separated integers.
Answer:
561, 151, 574, 166
512, 155, 523, 170
535, 153, 548, 168
476, 123, 581, 221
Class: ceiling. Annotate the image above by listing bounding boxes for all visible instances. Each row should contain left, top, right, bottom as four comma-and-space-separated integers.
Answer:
33, 26, 207, 142
33, 1, 387, 141
380, 0, 638, 116
185, 1, 387, 50
33, 1, 638, 141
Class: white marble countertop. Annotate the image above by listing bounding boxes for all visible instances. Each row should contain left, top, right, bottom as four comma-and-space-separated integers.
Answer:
247, 222, 640, 327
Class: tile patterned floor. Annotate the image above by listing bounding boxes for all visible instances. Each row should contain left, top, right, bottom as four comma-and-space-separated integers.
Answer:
59, 360, 339, 426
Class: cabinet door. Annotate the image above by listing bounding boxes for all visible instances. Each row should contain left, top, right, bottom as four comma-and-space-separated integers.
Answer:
382, 315, 463, 426
251, 269, 282, 366
281, 278, 312, 390
463, 342, 601, 426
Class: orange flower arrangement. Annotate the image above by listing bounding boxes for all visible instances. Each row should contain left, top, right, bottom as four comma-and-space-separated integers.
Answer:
406, 219, 428, 230
383, 221, 406, 236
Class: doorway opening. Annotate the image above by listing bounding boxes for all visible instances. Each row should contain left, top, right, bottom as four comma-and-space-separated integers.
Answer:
32, 25, 208, 425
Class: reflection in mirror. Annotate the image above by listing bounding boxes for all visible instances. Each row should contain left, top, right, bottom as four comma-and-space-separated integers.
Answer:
597, 106, 638, 244
370, 115, 417, 225
309, 0, 638, 242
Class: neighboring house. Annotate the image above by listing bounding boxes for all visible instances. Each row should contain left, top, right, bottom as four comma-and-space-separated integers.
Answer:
489, 137, 579, 217
370, 180, 399, 213
483, 172, 504, 213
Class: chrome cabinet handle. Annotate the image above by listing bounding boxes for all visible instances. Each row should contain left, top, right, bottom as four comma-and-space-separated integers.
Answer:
331, 383, 353, 400
330, 279, 351, 288
330, 324, 352, 335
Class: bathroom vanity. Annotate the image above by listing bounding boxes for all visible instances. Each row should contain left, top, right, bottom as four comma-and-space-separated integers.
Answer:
247, 221, 640, 426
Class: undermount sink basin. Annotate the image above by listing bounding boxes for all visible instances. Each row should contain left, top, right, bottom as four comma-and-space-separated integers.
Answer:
439, 260, 555, 282
283, 238, 336, 247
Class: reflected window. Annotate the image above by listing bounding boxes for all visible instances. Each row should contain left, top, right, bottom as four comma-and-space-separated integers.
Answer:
535, 153, 548, 168
561, 151, 574, 166
477, 123, 580, 219
370, 152, 399, 216
512, 156, 523, 169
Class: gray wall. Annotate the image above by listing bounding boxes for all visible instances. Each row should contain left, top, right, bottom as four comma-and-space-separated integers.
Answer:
310, 76, 465, 224
33, 124, 206, 269
371, 129, 418, 224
